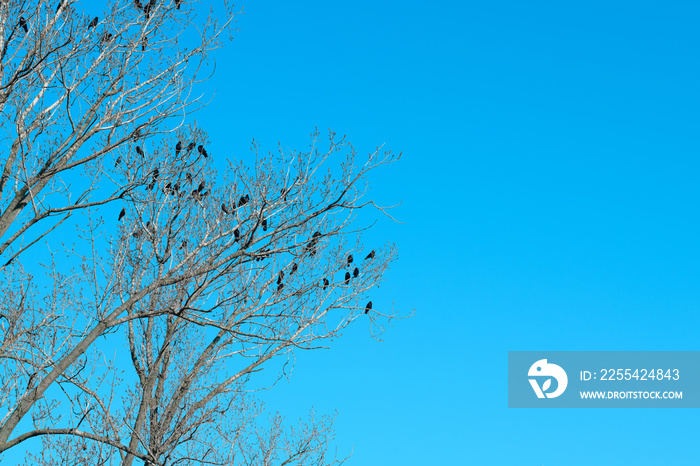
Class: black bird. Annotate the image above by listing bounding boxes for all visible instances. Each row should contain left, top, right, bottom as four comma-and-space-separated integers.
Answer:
281, 188, 288, 201
88, 17, 98, 29
144, 3, 151, 19
135, 0, 143, 9
277, 282, 284, 293
136, 146, 144, 157
173, 182, 180, 193
114, 156, 122, 167
187, 142, 196, 152
179, 240, 187, 249
201, 190, 209, 198
175, 141, 182, 156
277, 275, 282, 284
197, 181, 205, 192
238, 196, 247, 207
344, 272, 351, 284
365, 301, 372, 314
221, 203, 229, 215
192, 190, 202, 201
347, 254, 353, 267
147, 182, 155, 191
175, 0, 181, 9
291, 262, 298, 275
141, 35, 147, 51
132, 229, 142, 238
279, 270, 284, 280
118, 208, 126, 221
56, 1, 63, 13
152, 168, 159, 181
19, 17, 27, 33
234, 229, 240, 241
313, 231, 322, 238
197, 145, 208, 158
185, 172, 192, 183
365, 250, 375, 261
101, 32, 112, 44
323, 278, 329, 290
353, 267, 359, 278
262, 219, 268, 231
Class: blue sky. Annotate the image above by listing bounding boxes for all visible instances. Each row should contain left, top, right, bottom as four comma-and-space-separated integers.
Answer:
198, 1, 700, 465
5, 0, 700, 464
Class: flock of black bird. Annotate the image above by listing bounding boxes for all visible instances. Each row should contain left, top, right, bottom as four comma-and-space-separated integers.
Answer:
116, 138, 377, 315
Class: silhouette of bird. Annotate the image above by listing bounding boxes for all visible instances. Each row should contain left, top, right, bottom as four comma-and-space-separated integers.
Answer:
88, 17, 98, 29
313, 231, 322, 238
347, 254, 353, 267
19, 17, 27, 33
197, 181, 205, 192
56, 1, 63, 13
173, 182, 180, 193
179, 240, 187, 249
291, 262, 298, 275
234, 229, 240, 241
198, 145, 208, 158
344, 272, 351, 284
147, 182, 155, 191
175, 0, 181, 9
141, 35, 147, 51
353, 267, 359, 278
144, 3, 152, 19
118, 208, 126, 221
187, 142, 196, 152
185, 172, 192, 183
192, 190, 202, 202
175, 141, 182, 156
365, 301, 372, 314
152, 168, 159, 181
132, 229, 142, 238
114, 156, 122, 167
323, 278, 329, 290
101, 32, 112, 44
135, 0, 143, 9
238, 196, 247, 207
221, 203, 229, 215
262, 219, 268, 231
365, 250, 375, 260
164, 182, 171, 194
277, 275, 282, 284
136, 146, 144, 157
277, 282, 284, 293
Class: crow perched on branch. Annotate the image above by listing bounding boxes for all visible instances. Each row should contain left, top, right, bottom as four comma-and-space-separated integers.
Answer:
19, 17, 28, 33
344, 272, 350, 284
187, 142, 196, 152
175, 141, 182, 156
88, 17, 98, 29
365, 250, 375, 261
100, 32, 113, 44
262, 219, 268, 231
152, 168, 159, 181
198, 145, 208, 158
175, 0, 182, 9
347, 254, 353, 267
118, 208, 126, 221
136, 146, 144, 157
197, 181, 205, 192
291, 263, 298, 275
134, 0, 143, 9
234, 229, 240, 241
185, 173, 192, 183
221, 203, 229, 215
365, 301, 372, 314
353, 267, 359, 278
238, 195, 248, 207
323, 278, 329, 290
114, 156, 122, 167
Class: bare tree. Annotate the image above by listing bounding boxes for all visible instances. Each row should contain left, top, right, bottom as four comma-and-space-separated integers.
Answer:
0, 1, 400, 465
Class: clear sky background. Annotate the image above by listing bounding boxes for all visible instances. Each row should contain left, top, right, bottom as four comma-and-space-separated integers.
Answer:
6, 0, 700, 464
196, 1, 700, 465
